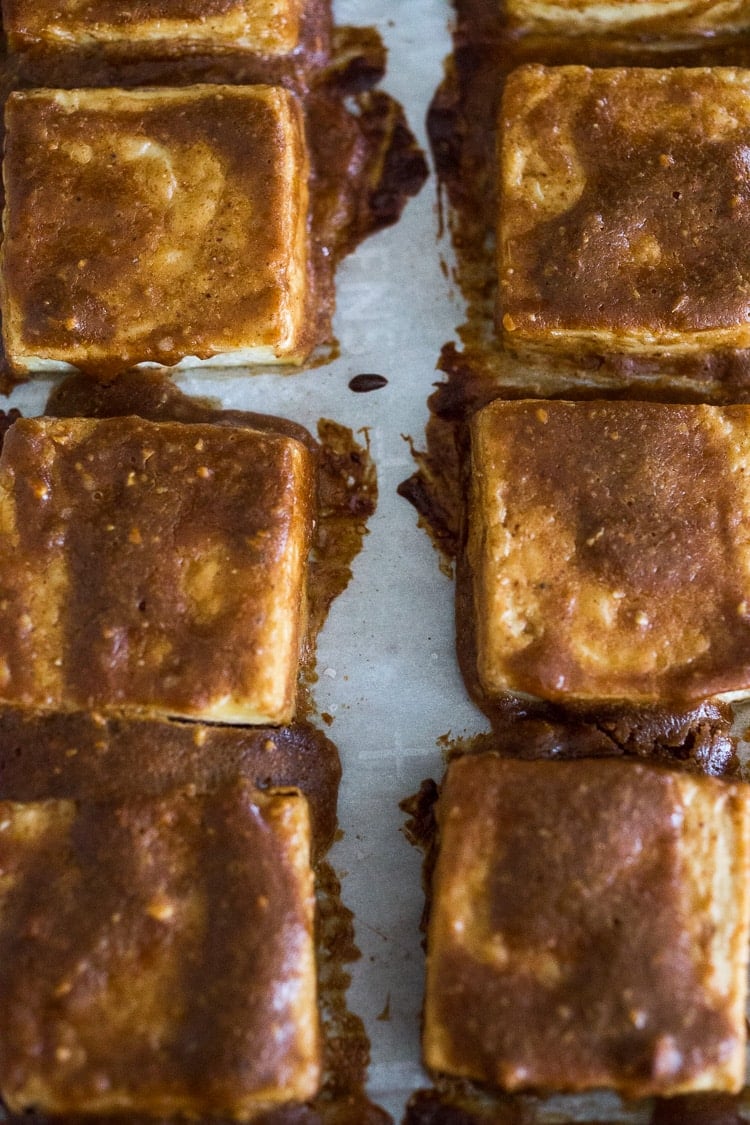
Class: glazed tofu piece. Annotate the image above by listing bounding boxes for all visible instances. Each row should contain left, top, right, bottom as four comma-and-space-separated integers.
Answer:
1, 85, 311, 375
2, 0, 305, 55
0, 415, 314, 724
504, 0, 750, 37
466, 399, 750, 705
0, 703, 343, 859
0, 781, 321, 1116
424, 755, 750, 1097
498, 66, 750, 355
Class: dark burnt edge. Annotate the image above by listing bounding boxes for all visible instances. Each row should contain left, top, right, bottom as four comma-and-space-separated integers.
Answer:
354, 90, 429, 235
0, 407, 21, 451
403, 1090, 750, 1125
325, 25, 387, 95
403, 1082, 540, 1125
306, 417, 378, 657
310, 859, 392, 1124
402, 1087, 750, 1124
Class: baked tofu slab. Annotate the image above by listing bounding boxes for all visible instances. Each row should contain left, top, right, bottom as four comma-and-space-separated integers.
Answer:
504, 0, 750, 37
424, 755, 750, 1098
0, 780, 320, 1116
499, 66, 750, 356
1, 85, 311, 375
467, 399, 750, 705
0, 415, 314, 724
2, 0, 305, 56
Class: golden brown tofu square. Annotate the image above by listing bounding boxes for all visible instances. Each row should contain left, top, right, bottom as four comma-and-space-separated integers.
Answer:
467, 399, 750, 705
0, 415, 314, 724
0, 780, 320, 1116
504, 0, 750, 36
424, 755, 750, 1097
1, 85, 311, 375
2, 0, 304, 55
498, 66, 750, 355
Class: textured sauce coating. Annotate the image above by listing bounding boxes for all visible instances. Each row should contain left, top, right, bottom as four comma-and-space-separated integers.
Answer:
412, 7, 750, 1120
43, 371, 379, 675
421, 0, 750, 400
0, 21, 428, 389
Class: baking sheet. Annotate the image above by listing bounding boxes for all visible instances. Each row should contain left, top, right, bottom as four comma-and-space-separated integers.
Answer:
2, 3, 476, 1118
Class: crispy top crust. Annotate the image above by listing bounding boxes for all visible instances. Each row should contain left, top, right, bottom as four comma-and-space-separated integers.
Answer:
504, 0, 750, 36
499, 66, 750, 353
424, 755, 750, 1097
2, 0, 304, 54
0, 781, 320, 1116
467, 400, 750, 705
1, 86, 310, 374
0, 415, 314, 724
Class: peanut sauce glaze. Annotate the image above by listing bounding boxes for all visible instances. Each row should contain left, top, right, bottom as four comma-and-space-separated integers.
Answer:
469, 401, 750, 704
0, 706, 340, 859
425, 0, 750, 398
0, 0, 413, 1117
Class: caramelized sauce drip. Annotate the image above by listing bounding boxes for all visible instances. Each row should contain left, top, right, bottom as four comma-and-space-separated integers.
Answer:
348, 373, 388, 392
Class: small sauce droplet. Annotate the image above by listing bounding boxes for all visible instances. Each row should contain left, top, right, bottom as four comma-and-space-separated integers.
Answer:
348, 373, 388, 393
